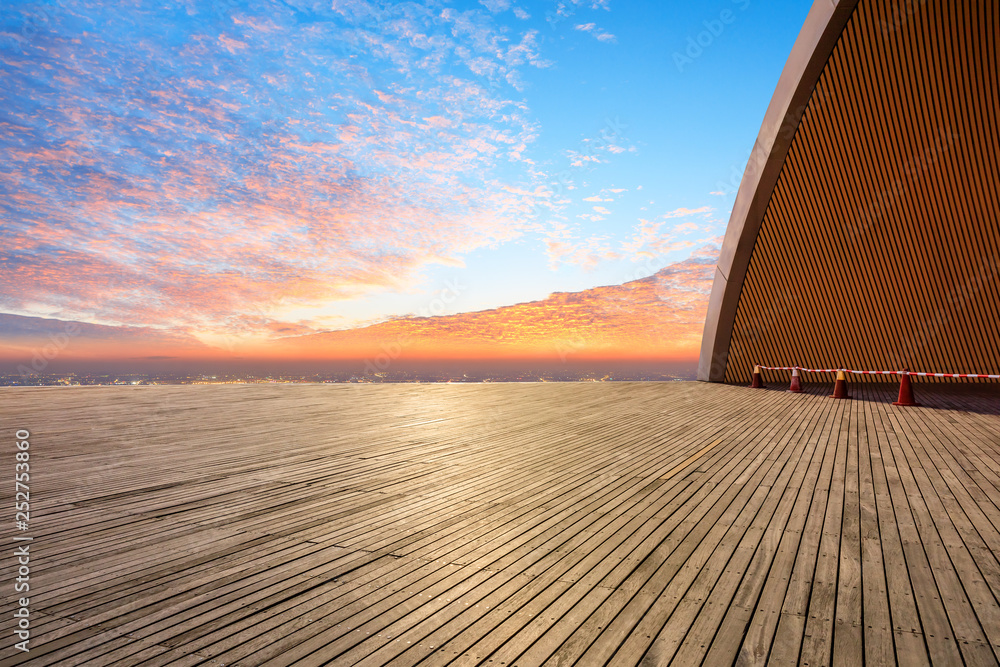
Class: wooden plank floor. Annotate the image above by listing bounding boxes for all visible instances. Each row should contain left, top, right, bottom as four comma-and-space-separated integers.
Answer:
2, 381, 1000, 666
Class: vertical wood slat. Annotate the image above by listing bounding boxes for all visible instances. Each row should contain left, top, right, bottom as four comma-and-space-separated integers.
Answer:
724, 0, 1000, 385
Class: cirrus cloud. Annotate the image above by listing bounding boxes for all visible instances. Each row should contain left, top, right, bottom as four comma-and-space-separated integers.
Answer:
0, 0, 553, 338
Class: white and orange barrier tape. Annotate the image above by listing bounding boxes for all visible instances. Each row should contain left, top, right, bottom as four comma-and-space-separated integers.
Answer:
756, 365, 1000, 379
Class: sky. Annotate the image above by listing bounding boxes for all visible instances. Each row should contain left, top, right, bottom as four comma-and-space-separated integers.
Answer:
0, 0, 813, 376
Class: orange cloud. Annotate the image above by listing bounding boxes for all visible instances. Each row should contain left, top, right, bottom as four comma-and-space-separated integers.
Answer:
266, 244, 719, 362
0, 244, 720, 367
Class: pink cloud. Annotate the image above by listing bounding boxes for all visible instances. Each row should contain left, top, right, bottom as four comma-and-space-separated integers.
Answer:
0, 2, 552, 339
276, 243, 720, 362
661, 205, 713, 218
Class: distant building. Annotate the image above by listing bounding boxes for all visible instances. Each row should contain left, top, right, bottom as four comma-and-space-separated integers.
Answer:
700, 0, 1000, 383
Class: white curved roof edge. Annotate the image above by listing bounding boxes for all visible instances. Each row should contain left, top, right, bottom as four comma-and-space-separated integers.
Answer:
698, 0, 861, 382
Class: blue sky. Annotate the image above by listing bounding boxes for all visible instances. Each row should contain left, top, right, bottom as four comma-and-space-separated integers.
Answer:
0, 0, 812, 361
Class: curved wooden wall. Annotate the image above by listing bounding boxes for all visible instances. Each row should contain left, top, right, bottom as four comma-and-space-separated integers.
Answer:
723, 0, 1000, 385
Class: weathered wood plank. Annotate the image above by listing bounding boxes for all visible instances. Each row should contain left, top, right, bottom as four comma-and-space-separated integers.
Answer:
1, 382, 999, 666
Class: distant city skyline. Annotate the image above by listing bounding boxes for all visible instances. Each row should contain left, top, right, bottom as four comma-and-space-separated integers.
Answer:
1, 0, 812, 374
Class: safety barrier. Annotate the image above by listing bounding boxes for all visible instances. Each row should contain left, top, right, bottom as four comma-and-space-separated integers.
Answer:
749, 365, 1000, 407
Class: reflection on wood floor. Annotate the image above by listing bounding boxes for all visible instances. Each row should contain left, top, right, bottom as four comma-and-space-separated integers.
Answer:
3, 380, 1000, 666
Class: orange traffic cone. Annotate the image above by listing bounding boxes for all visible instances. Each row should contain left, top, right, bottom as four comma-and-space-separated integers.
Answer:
893, 370, 920, 406
750, 365, 766, 389
788, 367, 802, 393
830, 370, 850, 399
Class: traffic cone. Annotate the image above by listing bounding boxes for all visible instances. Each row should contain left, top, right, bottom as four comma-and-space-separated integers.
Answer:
750, 365, 766, 389
788, 367, 802, 393
830, 369, 850, 399
893, 370, 920, 406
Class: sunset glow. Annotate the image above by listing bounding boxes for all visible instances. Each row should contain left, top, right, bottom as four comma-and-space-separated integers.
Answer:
0, 0, 811, 376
